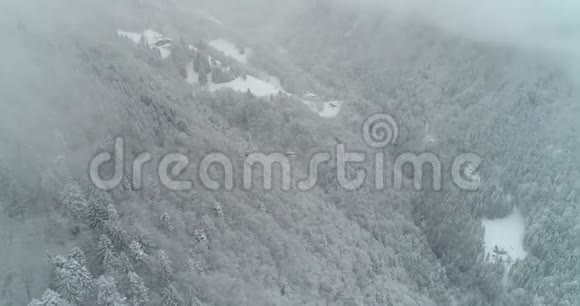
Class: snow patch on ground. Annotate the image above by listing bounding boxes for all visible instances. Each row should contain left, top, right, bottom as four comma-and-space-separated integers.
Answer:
116, 30, 141, 44
186, 40, 341, 117
141, 30, 172, 59
256, 71, 283, 88
301, 100, 342, 118
319, 101, 342, 118
208, 39, 251, 63
208, 56, 225, 70
188, 44, 198, 53
185, 61, 199, 85
209, 76, 281, 97
116, 29, 172, 59
483, 208, 527, 285
483, 208, 527, 261
304, 91, 317, 99
301, 93, 342, 118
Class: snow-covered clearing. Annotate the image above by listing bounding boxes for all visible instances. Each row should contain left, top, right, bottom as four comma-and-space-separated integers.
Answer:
482, 208, 527, 262
209, 76, 281, 97
208, 39, 251, 63
116, 29, 172, 59
301, 93, 342, 118
318, 101, 342, 118
482, 208, 527, 285
186, 39, 341, 117
256, 71, 283, 88
116, 30, 141, 44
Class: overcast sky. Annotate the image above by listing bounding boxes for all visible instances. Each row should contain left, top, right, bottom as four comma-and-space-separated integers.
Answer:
354, 0, 580, 58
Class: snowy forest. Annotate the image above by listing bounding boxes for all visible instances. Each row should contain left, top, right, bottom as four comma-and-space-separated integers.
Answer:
0, 0, 579, 305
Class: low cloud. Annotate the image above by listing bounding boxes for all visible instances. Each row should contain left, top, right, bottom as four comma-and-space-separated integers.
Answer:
343, 0, 580, 58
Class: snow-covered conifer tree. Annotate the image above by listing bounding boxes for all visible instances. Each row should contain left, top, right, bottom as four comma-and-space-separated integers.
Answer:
160, 212, 175, 232
96, 275, 127, 306
161, 284, 183, 306
28, 289, 72, 306
60, 182, 87, 219
126, 272, 150, 306
157, 250, 174, 286
49, 249, 93, 305
128, 240, 146, 261
96, 235, 119, 273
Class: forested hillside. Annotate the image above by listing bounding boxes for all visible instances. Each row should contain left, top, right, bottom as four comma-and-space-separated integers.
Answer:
0, 0, 578, 305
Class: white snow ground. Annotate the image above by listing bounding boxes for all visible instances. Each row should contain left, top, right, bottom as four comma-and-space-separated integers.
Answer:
186, 59, 342, 117
318, 101, 342, 118
116, 30, 141, 44
209, 76, 281, 97
140, 32, 342, 117
482, 208, 527, 262
301, 93, 342, 118
115, 15, 344, 117
208, 39, 251, 63
116, 29, 172, 59
256, 71, 283, 88
482, 208, 527, 285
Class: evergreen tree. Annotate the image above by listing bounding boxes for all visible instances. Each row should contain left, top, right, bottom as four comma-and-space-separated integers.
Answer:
194, 52, 211, 85
160, 212, 175, 232
96, 275, 128, 306
107, 204, 120, 221
68, 247, 88, 268
126, 272, 150, 306
157, 250, 174, 286
4, 182, 27, 219
28, 289, 72, 306
186, 258, 204, 274
41, 169, 65, 201
60, 182, 87, 219
161, 284, 183, 306
200, 215, 214, 230
194, 228, 207, 243
258, 201, 267, 214
105, 220, 129, 249
89, 188, 114, 207
118, 252, 134, 274
192, 50, 201, 73
49, 248, 93, 305
189, 295, 203, 306
132, 224, 157, 253
86, 190, 110, 229
96, 235, 119, 273
281, 281, 293, 296
121, 174, 132, 190
214, 202, 223, 217
129, 240, 146, 261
